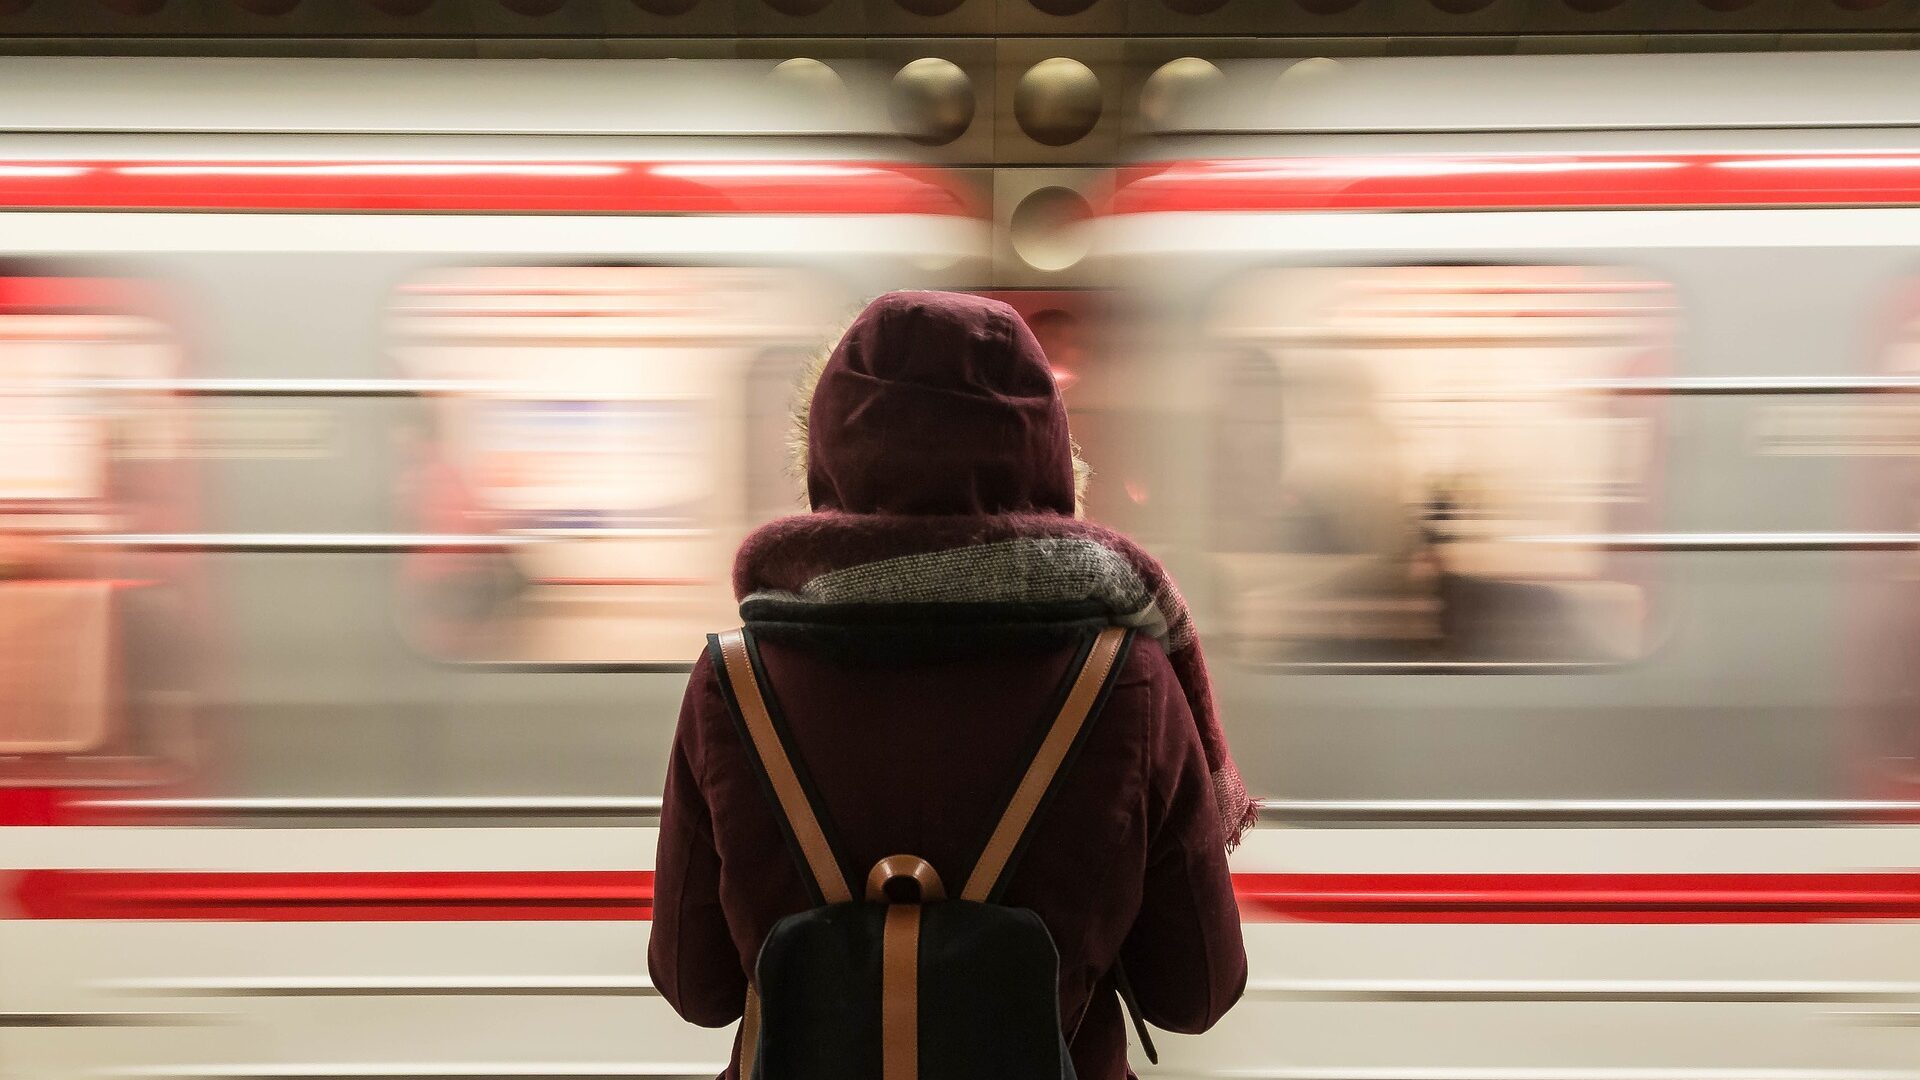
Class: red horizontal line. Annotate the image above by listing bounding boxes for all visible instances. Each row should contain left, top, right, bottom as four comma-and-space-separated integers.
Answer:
1110, 153, 1920, 215
0, 789, 62, 827
1235, 873, 1920, 924
0, 579, 157, 589
0, 161, 975, 217
10, 869, 1920, 924
0, 275, 171, 315
9, 870, 654, 922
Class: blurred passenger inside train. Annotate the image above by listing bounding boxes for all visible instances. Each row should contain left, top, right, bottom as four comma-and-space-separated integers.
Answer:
649, 291, 1250, 1079
394, 405, 531, 660
1205, 266, 1662, 666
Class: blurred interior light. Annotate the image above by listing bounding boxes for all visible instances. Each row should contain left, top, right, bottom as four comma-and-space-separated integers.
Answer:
1192, 158, 1689, 181
1711, 156, 1920, 170
0, 165, 91, 177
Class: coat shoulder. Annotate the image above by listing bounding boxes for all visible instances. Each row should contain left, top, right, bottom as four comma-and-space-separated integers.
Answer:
1113, 634, 1180, 694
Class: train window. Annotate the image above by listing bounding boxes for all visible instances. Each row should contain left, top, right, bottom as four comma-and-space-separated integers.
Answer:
390, 264, 844, 664
0, 275, 199, 776
1205, 265, 1669, 666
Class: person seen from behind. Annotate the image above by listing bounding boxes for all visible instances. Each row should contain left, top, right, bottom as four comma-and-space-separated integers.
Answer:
649, 291, 1252, 1080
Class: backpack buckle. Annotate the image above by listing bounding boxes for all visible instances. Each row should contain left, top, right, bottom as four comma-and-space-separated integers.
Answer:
865, 855, 946, 904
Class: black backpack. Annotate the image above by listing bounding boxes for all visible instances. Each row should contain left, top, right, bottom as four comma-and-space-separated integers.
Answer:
708, 625, 1149, 1080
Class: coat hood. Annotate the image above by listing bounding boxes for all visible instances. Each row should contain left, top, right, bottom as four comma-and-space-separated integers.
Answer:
802, 291, 1079, 517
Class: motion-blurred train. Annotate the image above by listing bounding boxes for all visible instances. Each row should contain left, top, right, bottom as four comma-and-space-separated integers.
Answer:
2, 48, 1919, 1080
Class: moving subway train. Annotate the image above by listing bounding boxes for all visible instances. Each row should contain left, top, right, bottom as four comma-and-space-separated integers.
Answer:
2, 48, 1920, 1080
1092, 48, 1920, 1080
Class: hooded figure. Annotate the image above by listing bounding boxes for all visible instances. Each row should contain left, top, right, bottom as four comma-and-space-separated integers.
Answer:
650, 292, 1249, 1080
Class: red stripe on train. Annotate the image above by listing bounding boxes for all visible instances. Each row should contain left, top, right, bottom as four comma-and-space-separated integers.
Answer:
0, 161, 975, 217
1110, 153, 1920, 215
1234, 873, 1920, 924
0, 790, 62, 828
10, 869, 1920, 923
8, 869, 653, 921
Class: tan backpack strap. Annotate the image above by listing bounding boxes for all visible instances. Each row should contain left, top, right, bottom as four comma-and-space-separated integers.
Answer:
737, 984, 763, 1080
881, 904, 923, 1080
715, 628, 845, 1079
714, 628, 853, 904
960, 626, 1130, 903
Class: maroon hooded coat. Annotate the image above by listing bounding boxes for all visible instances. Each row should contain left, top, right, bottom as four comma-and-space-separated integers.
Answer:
649, 292, 1247, 1080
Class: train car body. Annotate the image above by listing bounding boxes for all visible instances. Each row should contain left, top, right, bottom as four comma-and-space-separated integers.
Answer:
6, 47, 1920, 1080
1095, 49, 1920, 1080
0, 56, 981, 1080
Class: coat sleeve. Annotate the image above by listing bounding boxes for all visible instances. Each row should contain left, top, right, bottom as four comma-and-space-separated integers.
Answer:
648, 650, 749, 1028
1116, 651, 1249, 1035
